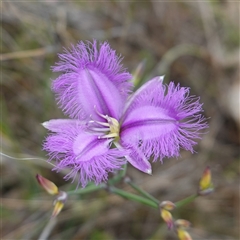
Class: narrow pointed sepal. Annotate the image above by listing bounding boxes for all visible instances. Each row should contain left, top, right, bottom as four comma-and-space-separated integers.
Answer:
119, 143, 152, 174
42, 119, 84, 132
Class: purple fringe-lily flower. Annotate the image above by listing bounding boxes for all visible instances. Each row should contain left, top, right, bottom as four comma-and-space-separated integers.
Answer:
43, 40, 208, 187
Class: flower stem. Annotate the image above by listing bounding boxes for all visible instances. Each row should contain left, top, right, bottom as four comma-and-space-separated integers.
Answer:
175, 194, 197, 208
125, 178, 159, 204
67, 183, 106, 195
108, 164, 127, 185
109, 186, 158, 209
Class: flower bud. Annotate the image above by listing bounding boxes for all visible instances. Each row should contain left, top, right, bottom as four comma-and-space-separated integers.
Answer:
177, 228, 192, 240
52, 191, 67, 217
52, 201, 64, 218
36, 174, 59, 195
159, 200, 176, 211
160, 208, 174, 230
198, 166, 214, 196
175, 219, 191, 229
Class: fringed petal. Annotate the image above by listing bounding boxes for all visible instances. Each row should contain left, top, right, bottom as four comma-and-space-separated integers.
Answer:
121, 77, 208, 161
52, 40, 132, 120
43, 121, 126, 187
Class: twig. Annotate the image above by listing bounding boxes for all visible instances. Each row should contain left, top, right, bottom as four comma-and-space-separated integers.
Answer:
198, 1, 224, 65
38, 218, 57, 240
0, 46, 56, 61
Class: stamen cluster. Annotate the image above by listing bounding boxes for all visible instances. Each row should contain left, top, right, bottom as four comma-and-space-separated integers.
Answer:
87, 107, 120, 140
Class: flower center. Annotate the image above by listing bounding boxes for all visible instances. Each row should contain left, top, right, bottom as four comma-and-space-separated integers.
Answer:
87, 107, 120, 140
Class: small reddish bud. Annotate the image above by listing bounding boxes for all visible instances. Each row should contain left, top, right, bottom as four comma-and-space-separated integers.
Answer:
36, 174, 59, 195
198, 166, 214, 196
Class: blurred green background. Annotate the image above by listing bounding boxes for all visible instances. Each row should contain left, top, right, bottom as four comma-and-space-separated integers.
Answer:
1, 1, 239, 239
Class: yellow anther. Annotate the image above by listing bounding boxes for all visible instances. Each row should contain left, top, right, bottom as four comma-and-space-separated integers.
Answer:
106, 116, 120, 137
90, 107, 120, 140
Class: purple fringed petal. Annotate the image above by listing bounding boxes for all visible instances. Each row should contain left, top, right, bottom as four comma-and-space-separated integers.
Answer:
52, 40, 132, 120
120, 77, 208, 161
43, 121, 126, 187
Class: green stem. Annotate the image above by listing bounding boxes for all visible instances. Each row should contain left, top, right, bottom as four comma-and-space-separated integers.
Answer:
109, 186, 158, 209
67, 183, 106, 195
125, 179, 159, 204
108, 164, 127, 185
66, 163, 127, 196
175, 194, 197, 208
